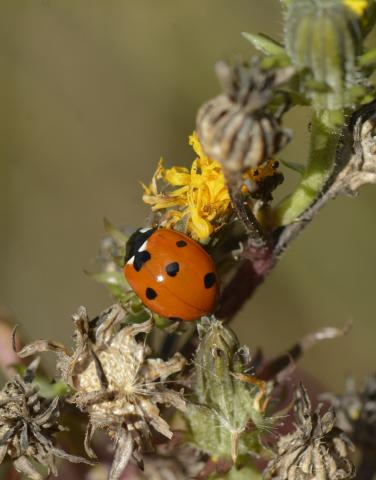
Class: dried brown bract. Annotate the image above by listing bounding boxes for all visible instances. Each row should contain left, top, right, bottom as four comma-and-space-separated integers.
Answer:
196, 60, 294, 173
334, 100, 376, 195
17, 305, 186, 480
324, 375, 376, 451
132, 442, 204, 480
0, 358, 90, 480
265, 383, 355, 480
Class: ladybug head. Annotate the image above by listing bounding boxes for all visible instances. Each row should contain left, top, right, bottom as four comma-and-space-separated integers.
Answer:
124, 227, 156, 265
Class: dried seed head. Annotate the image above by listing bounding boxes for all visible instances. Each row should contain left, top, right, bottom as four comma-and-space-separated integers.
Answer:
196, 60, 293, 173
186, 318, 271, 464
88, 442, 203, 480
265, 383, 355, 480
325, 374, 376, 450
18, 305, 186, 480
0, 359, 90, 480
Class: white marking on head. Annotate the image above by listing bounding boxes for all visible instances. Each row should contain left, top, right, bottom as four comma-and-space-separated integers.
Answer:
140, 227, 152, 233
127, 255, 135, 265
139, 240, 148, 252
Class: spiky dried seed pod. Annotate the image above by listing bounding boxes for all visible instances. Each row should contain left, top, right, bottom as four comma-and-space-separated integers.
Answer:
196, 60, 294, 173
17, 305, 186, 480
265, 383, 355, 480
0, 358, 90, 480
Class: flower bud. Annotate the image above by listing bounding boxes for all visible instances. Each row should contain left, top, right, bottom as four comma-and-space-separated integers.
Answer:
285, 0, 363, 115
186, 318, 269, 463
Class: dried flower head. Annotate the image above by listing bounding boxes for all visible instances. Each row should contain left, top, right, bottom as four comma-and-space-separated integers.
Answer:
142, 132, 283, 242
265, 383, 355, 480
196, 60, 293, 173
0, 358, 89, 480
17, 305, 186, 480
88, 442, 203, 480
325, 374, 376, 450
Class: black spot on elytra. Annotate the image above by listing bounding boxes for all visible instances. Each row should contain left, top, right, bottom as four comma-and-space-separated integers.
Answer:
204, 272, 216, 289
176, 240, 187, 248
146, 287, 157, 300
169, 316, 183, 322
165, 262, 179, 277
133, 250, 151, 272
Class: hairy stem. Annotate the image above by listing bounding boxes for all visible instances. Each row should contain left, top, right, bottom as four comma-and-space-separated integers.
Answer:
273, 113, 341, 227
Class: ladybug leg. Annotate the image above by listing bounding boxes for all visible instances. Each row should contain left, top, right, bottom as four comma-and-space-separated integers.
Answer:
231, 241, 245, 260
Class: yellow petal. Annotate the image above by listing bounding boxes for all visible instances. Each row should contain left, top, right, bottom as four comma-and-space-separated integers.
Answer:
189, 131, 207, 160
164, 166, 191, 186
343, 0, 368, 16
168, 185, 190, 197
188, 190, 213, 241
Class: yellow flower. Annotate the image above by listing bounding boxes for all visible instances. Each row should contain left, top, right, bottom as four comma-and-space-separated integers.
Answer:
343, 0, 368, 16
142, 133, 230, 241
142, 132, 281, 242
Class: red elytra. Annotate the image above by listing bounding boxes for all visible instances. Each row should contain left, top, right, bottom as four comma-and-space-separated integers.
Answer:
123, 228, 218, 321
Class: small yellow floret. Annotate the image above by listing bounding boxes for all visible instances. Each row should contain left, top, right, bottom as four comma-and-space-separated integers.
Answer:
142, 132, 231, 241
142, 132, 280, 242
343, 0, 368, 16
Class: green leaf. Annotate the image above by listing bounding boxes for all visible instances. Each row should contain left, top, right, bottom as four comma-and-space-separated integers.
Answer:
126, 308, 151, 324
86, 270, 134, 303
241, 32, 286, 57
35, 377, 71, 398
103, 217, 129, 244
359, 47, 376, 66
280, 159, 305, 174
86, 270, 128, 288
13, 365, 70, 399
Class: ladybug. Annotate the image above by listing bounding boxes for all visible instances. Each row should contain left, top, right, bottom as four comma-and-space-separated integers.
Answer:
123, 228, 218, 321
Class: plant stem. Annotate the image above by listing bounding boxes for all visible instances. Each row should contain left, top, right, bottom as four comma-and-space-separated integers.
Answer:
273, 113, 341, 227
217, 244, 276, 321
224, 171, 268, 248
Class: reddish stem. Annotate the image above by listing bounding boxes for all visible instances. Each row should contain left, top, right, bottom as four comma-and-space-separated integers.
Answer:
217, 244, 276, 321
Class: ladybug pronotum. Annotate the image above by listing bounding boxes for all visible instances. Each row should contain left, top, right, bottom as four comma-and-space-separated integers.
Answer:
123, 228, 219, 321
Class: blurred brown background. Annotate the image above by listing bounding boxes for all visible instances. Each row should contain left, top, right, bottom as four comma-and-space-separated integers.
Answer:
0, 0, 375, 392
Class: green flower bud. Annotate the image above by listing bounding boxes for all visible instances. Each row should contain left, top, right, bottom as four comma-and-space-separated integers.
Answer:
285, 0, 363, 117
186, 319, 270, 463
